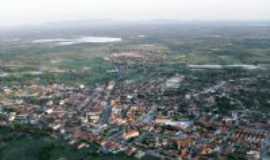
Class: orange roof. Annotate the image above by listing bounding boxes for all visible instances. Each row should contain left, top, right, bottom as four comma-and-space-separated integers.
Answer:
123, 130, 140, 140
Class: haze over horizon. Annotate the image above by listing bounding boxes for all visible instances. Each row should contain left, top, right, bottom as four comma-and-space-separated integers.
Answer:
0, 0, 270, 28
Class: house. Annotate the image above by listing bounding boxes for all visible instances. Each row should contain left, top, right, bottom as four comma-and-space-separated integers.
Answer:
106, 81, 115, 91
155, 118, 193, 130
164, 75, 184, 89
101, 140, 122, 152
123, 130, 140, 140
247, 150, 260, 160
176, 138, 194, 149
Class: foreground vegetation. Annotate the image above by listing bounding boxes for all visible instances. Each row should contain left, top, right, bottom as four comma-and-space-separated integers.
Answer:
0, 127, 138, 160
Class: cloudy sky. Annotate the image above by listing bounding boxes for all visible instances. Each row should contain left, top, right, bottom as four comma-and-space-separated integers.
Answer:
0, 0, 270, 27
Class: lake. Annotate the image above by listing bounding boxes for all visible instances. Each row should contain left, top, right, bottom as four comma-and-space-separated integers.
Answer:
32, 36, 122, 46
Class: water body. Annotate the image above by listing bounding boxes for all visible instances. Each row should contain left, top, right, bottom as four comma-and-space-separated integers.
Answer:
0, 71, 43, 77
32, 36, 122, 46
188, 64, 264, 70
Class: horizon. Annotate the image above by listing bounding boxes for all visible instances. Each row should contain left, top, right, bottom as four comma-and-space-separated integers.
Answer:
1, 0, 270, 28
1, 19, 270, 31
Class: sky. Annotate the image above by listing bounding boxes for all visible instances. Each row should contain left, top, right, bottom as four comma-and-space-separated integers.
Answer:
0, 0, 270, 27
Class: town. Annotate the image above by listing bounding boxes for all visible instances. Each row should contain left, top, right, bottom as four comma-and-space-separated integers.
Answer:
1, 18, 270, 160
1, 54, 270, 159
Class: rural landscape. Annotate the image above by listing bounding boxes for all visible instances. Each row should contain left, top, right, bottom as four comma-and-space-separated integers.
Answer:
0, 21, 270, 160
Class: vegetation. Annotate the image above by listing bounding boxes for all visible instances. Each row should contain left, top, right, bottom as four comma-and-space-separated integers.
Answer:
0, 127, 137, 160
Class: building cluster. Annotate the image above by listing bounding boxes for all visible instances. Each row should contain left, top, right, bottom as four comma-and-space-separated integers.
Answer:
0, 75, 270, 160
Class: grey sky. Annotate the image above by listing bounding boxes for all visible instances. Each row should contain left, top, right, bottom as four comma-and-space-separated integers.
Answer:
1, 0, 270, 27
